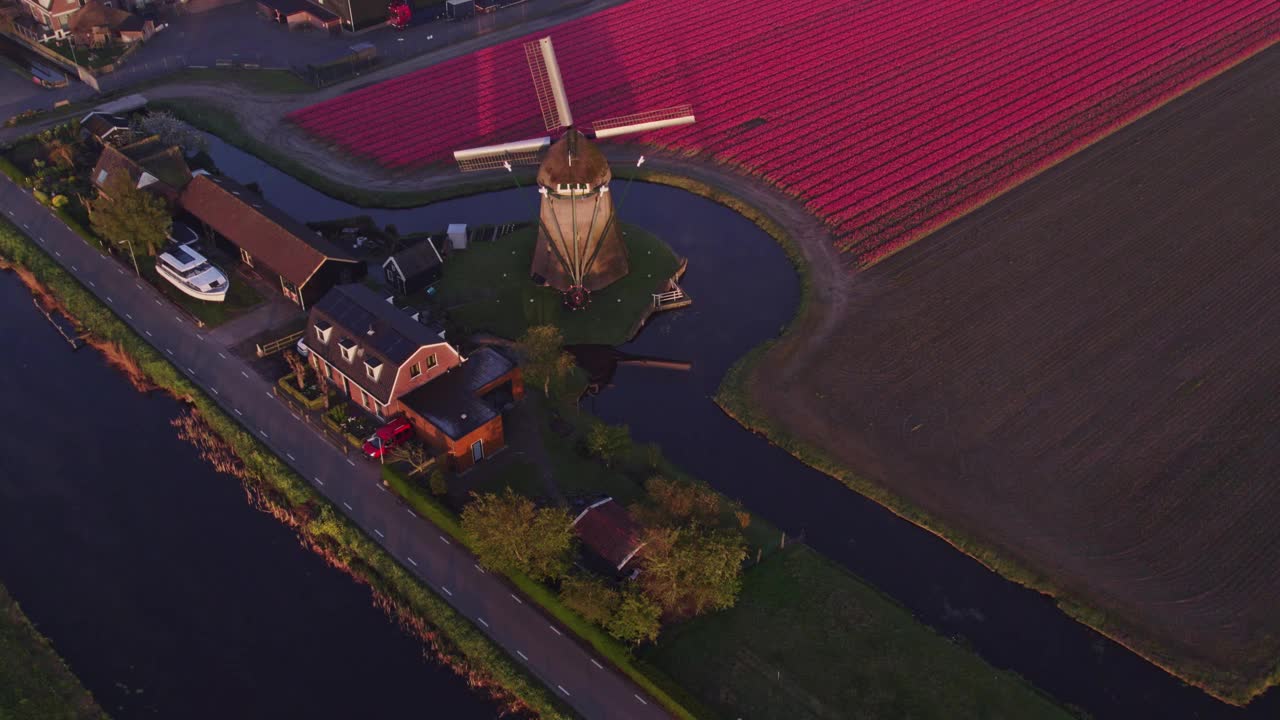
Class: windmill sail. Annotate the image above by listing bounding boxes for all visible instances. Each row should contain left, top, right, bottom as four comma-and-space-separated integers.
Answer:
453, 137, 551, 172
591, 105, 696, 139
526, 38, 574, 132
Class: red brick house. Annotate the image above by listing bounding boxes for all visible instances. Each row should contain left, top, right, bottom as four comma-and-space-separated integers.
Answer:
19, 0, 82, 41
180, 173, 365, 308
572, 497, 646, 571
306, 284, 523, 470
90, 136, 192, 204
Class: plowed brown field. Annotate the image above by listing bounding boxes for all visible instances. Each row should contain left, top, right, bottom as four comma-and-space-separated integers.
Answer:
746, 45, 1280, 698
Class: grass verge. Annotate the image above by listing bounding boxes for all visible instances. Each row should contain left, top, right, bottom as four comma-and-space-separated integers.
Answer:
0, 217, 573, 719
0, 583, 108, 720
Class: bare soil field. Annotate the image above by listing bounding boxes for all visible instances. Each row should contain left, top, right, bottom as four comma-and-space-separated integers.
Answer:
742, 45, 1280, 700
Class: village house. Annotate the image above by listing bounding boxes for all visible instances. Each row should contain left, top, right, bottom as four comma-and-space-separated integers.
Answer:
256, 0, 340, 32
572, 497, 646, 573
306, 284, 523, 470
179, 173, 365, 308
90, 135, 192, 203
80, 111, 135, 146
17, 0, 81, 40
382, 236, 444, 296
68, 0, 152, 46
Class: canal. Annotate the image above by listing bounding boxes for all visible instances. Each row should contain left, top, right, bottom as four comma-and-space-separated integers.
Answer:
0, 271, 496, 717
201, 135, 1277, 718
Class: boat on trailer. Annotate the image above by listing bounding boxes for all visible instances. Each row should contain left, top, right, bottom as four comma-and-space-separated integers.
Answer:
156, 243, 229, 302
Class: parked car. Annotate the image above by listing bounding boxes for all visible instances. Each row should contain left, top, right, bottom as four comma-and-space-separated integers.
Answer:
363, 417, 414, 459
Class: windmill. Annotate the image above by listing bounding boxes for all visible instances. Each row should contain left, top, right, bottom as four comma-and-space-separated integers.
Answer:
452, 37, 696, 308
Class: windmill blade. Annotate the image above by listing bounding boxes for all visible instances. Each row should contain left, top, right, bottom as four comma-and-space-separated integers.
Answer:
453, 137, 551, 172
526, 37, 574, 132
590, 105, 696, 139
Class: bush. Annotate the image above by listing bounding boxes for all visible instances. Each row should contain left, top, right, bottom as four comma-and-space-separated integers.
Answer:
586, 422, 633, 467
50, 194, 69, 208
560, 575, 620, 627
428, 469, 448, 496
31, 190, 49, 205
607, 591, 663, 646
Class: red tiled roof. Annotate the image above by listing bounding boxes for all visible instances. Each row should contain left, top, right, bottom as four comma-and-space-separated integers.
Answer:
32, 0, 82, 17
573, 498, 644, 570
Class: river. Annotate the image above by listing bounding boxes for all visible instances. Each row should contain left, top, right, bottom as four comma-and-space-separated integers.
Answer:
0, 272, 497, 717
197, 135, 1279, 718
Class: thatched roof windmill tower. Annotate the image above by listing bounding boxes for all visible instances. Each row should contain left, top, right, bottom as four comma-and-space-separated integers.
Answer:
452, 37, 695, 307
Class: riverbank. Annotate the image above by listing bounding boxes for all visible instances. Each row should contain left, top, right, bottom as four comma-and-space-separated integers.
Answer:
0, 583, 107, 720
0, 217, 572, 719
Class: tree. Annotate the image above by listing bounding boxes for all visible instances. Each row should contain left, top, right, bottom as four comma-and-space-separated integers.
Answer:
559, 575, 620, 627
132, 110, 207, 155
310, 356, 330, 409
91, 175, 171, 257
607, 591, 662, 646
461, 488, 575, 581
585, 422, 632, 467
518, 324, 575, 397
427, 469, 449, 496
638, 525, 747, 618
390, 440, 434, 477
283, 349, 307, 390
641, 476, 720, 526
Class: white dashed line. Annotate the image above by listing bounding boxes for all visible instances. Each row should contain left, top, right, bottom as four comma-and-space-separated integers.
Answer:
406, 508, 416, 517
634, 694, 648, 705
441, 586, 453, 597
154, 298, 161, 305
591, 659, 603, 670
346, 458, 356, 466
211, 388, 219, 395
557, 685, 570, 697
516, 651, 528, 661
117, 267, 124, 275
22, 223, 29, 229
145, 330, 152, 337
549, 625, 562, 636
376, 484, 387, 493
241, 371, 250, 379
187, 368, 195, 375
135, 282, 142, 290
259, 430, 269, 439
234, 409, 243, 416
314, 477, 324, 486
510, 594, 523, 605
407, 557, 417, 567
124, 313, 131, 319
343, 502, 353, 510
478, 617, 489, 628
174, 315, 182, 323
264, 391, 273, 399
439, 535, 451, 545
217, 352, 226, 359
71, 264, 77, 271
291, 413, 300, 421
165, 348, 173, 356
374, 529, 385, 538
54, 250, 61, 257
473, 563, 485, 574
287, 453, 296, 461
106, 297, 113, 304
89, 280, 95, 287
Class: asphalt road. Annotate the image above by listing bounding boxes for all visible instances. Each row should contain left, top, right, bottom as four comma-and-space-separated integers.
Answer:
0, 175, 669, 720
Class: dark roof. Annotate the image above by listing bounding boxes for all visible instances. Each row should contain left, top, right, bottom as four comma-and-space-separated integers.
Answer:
91, 139, 190, 198
179, 174, 357, 287
70, 0, 134, 32
385, 237, 442, 281
537, 129, 611, 187
402, 347, 514, 440
258, 0, 339, 20
309, 284, 454, 404
572, 498, 644, 570
81, 112, 129, 140
117, 13, 144, 31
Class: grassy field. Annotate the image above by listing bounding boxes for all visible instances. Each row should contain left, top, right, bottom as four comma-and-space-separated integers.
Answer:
0, 583, 108, 720
436, 224, 680, 345
645, 546, 1073, 720
137, 258, 261, 328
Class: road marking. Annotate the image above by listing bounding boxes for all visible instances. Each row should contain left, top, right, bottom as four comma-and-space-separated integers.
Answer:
634, 694, 648, 705
406, 508, 416, 517
264, 391, 273, 399
407, 557, 417, 567
291, 413, 300, 421
37, 236, 44, 243
187, 368, 195, 375
165, 348, 173, 356
346, 458, 356, 466
549, 625, 562, 636
71, 264, 78, 271
217, 352, 226, 359
241, 371, 250, 378
343, 501, 353, 510
211, 388, 219, 395
591, 659, 603, 669
154, 298, 161, 306
259, 430, 269, 439
117, 267, 124, 275
5, 210, 11, 215
234, 408, 243, 416
314, 477, 324, 486
125, 313, 131, 319
135, 282, 142, 290
376, 484, 387, 493
473, 563, 485, 574
174, 314, 182, 323
54, 250, 61, 257
106, 296, 113, 304
557, 685, 570, 697
510, 594, 523, 605
439, 535, 451, 545
89, 281, 95, 287
286, 453, 296, 461
441, 586, 452, 597
145, 330, 152, 337
516, 651, 528, 661
374, 529, 385, 538
22, 223, 28, 229
478, 617, 489, 628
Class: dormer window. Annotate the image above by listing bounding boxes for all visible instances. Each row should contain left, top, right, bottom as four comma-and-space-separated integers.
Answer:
409, 362, 421, 379
427, 353, 438, 369
338, 337, 357, 362
364, 357, 383, 382
314, 320, 332, 344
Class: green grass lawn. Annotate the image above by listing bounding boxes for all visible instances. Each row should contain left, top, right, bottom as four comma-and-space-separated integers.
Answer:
45, 40, 126, 69
165, 68, 313, 94
437, 224, 680, 346
644, 545, 1073, 720
0, 583, 108, 720
138, 258, 262, 328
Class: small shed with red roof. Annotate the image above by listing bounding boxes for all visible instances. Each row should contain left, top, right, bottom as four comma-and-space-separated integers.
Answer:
572, 497, 645, 571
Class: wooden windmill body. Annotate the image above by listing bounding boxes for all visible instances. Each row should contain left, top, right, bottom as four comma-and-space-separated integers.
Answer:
452, 37, 696, 306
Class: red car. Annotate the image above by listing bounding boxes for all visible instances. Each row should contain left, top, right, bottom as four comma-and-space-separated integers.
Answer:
363, 417, 414, 458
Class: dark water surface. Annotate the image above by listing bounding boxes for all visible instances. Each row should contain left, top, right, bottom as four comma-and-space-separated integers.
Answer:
0, 273, 495, 718
203, 137, 1279, 719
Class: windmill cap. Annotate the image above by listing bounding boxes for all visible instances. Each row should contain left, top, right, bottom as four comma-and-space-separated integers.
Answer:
538, 129, 611, 187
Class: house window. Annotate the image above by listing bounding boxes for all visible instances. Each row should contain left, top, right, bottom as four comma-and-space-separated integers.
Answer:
314, 320, 332, 344
338, 338, 356, 362
427, 353, 438, 369
364, 357, 382, 382
410, 362, 421, 379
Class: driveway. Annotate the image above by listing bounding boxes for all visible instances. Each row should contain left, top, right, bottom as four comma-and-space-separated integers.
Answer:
0, 174, 669, 719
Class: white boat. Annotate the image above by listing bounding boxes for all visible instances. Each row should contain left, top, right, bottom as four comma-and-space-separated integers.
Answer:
156, 244, 229, 302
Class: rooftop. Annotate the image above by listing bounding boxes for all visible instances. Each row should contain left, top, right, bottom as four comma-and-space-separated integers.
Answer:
572, 498, 645, 571
402, 347, 514, 440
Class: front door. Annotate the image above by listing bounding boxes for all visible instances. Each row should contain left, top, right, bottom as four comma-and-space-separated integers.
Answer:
471, 440, 484, 463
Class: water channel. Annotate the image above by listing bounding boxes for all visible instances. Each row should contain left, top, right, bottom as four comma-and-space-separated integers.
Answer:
0, 270, 497, 717
18, 132, 1271, 718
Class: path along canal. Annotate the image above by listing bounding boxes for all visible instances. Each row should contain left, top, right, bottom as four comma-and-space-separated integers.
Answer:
0, 269, 497, 717
201, 135, 1279, 718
